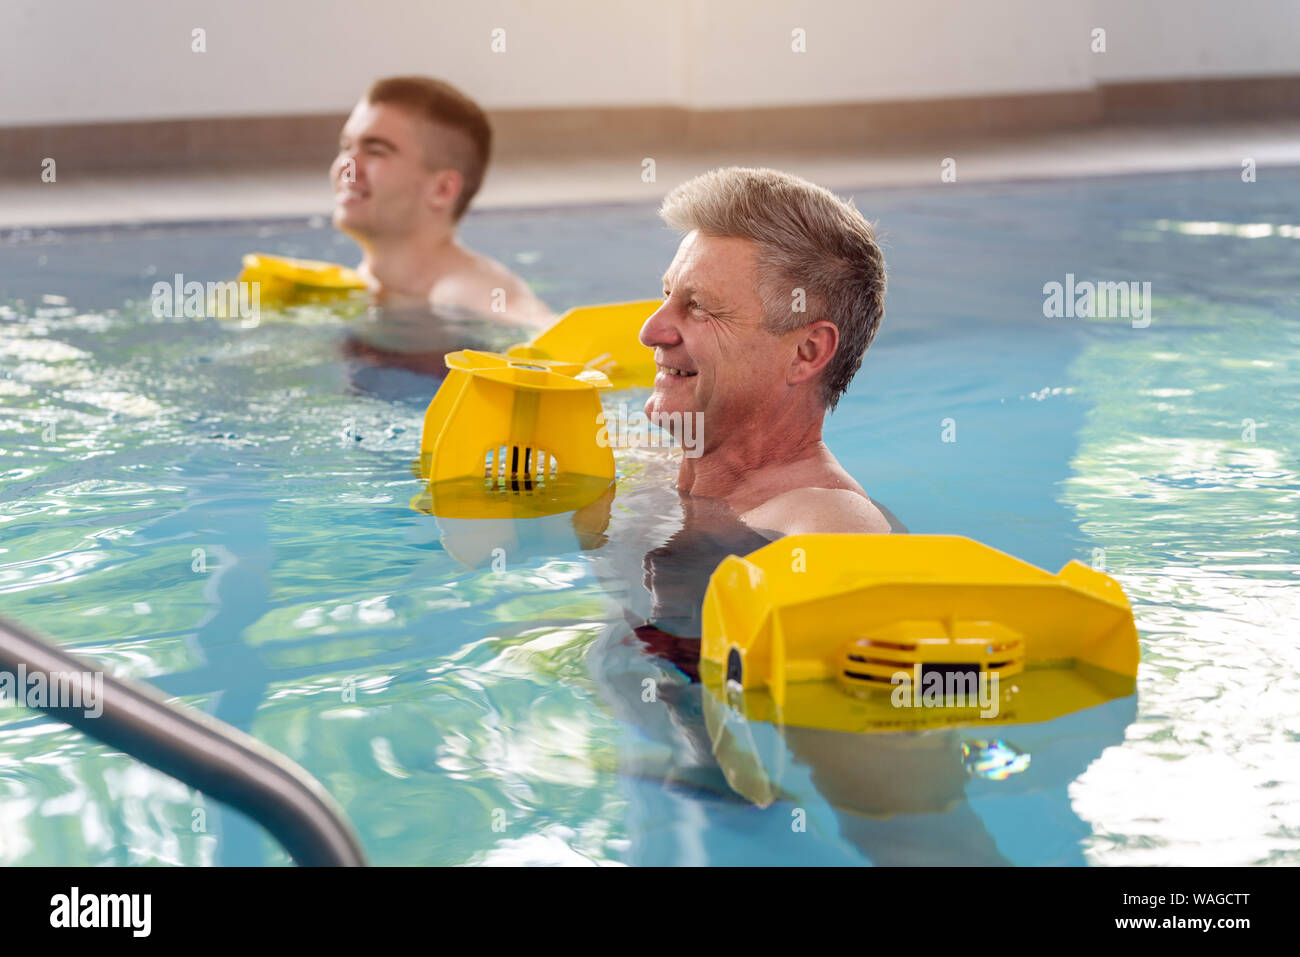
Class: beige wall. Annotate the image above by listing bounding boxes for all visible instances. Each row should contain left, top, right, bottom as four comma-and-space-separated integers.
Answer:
681, 1, 1095, 108
1, 0, 1296, 127
1091, 0, 1300, 81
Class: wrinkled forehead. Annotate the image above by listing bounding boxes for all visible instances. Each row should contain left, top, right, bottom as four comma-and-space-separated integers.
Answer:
663, 231, 764, 304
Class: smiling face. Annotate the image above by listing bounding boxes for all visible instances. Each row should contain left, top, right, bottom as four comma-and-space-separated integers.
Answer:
639, 231, 796, 449
330, 100, 460, 239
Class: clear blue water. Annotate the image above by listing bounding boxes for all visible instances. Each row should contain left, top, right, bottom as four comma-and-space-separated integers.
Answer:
1, 168, 1298, 865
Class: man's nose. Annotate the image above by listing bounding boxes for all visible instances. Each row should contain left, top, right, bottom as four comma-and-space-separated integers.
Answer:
639, 301, 682, 348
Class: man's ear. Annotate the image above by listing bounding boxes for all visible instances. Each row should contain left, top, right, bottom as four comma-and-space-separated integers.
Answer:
788, 320, 839, 386
425, 168, 464, 217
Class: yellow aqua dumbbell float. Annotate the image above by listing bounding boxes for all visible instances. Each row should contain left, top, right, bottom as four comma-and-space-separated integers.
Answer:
700, 534, 1139, 734
411, 349, 617, 520
237, 253, 368, 305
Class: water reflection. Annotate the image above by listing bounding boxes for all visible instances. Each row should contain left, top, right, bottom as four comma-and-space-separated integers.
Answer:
341, 302, 528, 396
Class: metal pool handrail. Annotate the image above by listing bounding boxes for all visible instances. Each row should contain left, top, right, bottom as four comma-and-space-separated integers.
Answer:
0, 615, 366, 867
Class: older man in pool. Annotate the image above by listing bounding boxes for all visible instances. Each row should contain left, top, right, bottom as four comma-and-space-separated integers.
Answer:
639, 167, 894, 537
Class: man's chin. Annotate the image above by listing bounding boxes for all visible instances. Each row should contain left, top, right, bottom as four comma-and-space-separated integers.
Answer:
644, 391, 690, 423
332, 207, 368, 236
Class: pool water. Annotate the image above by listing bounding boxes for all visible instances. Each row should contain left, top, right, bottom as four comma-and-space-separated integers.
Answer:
1, 168, 1298, 865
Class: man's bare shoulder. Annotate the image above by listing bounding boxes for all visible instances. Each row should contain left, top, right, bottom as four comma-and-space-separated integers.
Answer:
431, 248, 553, 327
740, 487, 893, 537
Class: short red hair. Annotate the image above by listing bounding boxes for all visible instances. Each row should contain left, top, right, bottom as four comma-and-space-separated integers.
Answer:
367, 76, 492, 220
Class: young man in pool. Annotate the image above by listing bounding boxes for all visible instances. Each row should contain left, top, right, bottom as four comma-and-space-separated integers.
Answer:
330, 75, 553, 327
640, 166, 894, 538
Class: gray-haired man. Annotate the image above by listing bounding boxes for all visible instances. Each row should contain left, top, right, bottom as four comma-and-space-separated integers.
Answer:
640, 167, 893, 537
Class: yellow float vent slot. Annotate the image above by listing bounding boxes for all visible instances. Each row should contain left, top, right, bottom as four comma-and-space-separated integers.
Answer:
837, 621, 1026, 692
482, 445, 560, 490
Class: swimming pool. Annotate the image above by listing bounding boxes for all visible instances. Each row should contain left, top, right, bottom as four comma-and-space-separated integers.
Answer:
2, 167, 1297, 865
